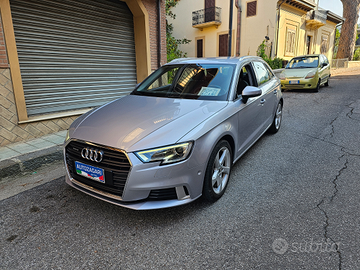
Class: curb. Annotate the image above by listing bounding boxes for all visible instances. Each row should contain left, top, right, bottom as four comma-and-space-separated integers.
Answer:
0, 145, 64, 181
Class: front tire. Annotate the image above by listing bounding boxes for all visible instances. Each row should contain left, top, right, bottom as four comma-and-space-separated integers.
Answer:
203, 140, 232, 202
268, 101, 283, 134
314, 79, 321, 92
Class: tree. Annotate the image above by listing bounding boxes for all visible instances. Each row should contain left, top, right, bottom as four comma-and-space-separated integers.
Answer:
166, 0, 191, 62
337, 0, 360, 60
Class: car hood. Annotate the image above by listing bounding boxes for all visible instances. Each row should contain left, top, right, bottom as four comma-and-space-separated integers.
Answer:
282, 68, 317, 78
71, 95, 227, 152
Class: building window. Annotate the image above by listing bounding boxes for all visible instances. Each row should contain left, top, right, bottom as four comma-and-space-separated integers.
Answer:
247, 1, 257, 17
306, 35, 312, 54
285, 28, 296, 56
219, 34, 228, 56
320, 35, 329, 54
197, 39, 204, 58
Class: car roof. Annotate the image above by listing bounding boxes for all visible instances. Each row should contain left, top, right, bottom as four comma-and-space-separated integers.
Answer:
166, 56, 263, 66
292, 54, 321, 58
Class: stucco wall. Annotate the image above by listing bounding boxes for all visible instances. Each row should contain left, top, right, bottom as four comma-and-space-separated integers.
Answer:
277, 3, 338, 61
348, 61, 360, 68
169, 0, 238, 57
239, 0, 277, 57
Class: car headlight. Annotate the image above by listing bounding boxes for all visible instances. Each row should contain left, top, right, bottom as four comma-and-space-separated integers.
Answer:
305, 70, 316, 79
135, 142, 193, 165
279, 73, 286, 80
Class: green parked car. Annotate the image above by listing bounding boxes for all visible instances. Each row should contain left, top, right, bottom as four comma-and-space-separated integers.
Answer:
280, 54, 330, 92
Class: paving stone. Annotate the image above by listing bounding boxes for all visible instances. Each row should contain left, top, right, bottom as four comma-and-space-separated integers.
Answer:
56, 119, 69, 129
43, 120, 61, 132
0, 105, 14, 120
2, 68, 10, 80
25, 124, 42, 137
26, 138, 55, 150
0, 95, 11, 109
0, 137, 10, 147
0, 126, 17, 141
6, 142, 38, 154
11, 126, 29, 140
43, 133, 66, 145
0, 73, 9, 86
0, 84, 10, 97
0, 115, 15, 131
36, 122, 52, 134
0, 146, 21, 160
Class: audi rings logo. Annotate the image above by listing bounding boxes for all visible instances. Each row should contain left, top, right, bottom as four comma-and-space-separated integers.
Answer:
81, 148, 104, 163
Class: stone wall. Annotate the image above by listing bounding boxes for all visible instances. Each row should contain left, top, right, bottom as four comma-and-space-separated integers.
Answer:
0, 68, 77, 147
142, 0, 167, 71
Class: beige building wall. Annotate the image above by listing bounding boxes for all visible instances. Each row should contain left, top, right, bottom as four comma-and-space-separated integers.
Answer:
169, 0, 238, 57
239, 0, 277, 56
277, 3, 338, 61
171, 0, 340, 61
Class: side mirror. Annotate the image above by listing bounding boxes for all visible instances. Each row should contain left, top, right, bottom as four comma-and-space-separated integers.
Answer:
242, 86, 262, 103
321, 63, 327, 68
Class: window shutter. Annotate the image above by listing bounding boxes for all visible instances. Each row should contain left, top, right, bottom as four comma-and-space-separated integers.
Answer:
247, 1, 257, 17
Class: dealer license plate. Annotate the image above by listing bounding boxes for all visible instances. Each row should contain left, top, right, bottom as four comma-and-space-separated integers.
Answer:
289, 80, 300, 84
75, 161, 105, 183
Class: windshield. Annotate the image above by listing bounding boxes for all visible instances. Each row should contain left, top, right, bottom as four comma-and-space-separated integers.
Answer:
132, 64, 235, 101
286, 56, 319, 69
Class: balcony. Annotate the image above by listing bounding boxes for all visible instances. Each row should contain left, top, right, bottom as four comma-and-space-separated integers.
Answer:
306, 9, 327, 30
192, 7, 221, 30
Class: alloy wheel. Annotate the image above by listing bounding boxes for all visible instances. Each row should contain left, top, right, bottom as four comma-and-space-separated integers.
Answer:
211, 146, 231, 194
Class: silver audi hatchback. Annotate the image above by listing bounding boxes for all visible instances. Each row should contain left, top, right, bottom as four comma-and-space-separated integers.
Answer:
64, 56, 283, 210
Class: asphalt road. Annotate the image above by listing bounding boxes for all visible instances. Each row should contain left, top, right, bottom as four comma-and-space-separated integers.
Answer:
1, 71, 360, 269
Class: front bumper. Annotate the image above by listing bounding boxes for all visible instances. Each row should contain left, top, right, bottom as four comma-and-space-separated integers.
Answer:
64, 140, 204, 210
281, 77, 317, 90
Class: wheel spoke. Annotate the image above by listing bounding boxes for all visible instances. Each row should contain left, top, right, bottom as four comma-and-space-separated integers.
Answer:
219, 149, 227, 165
214, 154, 220, 168
212, 169, 218, 182
212, 170, 221, 187
222, 166, 230, 175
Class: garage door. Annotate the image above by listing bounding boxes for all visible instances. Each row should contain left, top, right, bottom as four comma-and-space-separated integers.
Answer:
10, 0, 137, 116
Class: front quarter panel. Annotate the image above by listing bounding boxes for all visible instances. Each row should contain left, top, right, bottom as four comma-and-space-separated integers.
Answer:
179, 101, 240, 166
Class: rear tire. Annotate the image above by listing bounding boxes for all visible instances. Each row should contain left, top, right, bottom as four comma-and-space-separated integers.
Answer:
268, 101, 283, 134
203, 140, 232, 202
325, 76, 330, 87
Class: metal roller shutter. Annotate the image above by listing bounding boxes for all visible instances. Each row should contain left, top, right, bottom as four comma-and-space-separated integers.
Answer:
10, 0, 137, 116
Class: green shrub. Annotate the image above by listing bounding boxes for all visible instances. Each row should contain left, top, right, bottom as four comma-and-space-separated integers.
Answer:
257, 40, 284, 69
353, 48, 360, 61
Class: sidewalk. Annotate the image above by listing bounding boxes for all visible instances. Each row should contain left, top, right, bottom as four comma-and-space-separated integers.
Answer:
0, 130, 66, 180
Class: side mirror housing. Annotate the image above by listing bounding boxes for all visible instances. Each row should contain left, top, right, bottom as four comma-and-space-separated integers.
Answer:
242, 86, 262, 103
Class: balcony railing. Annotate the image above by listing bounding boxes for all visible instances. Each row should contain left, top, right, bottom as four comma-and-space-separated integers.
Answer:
192, 7, 221, 29
306, 9, 327, 29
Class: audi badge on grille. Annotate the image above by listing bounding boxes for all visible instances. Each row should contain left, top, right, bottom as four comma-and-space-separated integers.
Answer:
81, 148, 104, 163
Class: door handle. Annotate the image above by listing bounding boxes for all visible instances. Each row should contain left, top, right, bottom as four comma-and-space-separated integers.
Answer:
260, 99, 266, 105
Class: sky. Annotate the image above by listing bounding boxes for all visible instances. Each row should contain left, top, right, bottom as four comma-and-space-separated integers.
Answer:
318, 0, 360, 23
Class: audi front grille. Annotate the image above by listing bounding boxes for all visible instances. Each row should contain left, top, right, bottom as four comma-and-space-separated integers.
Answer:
65, 140, 131, 197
